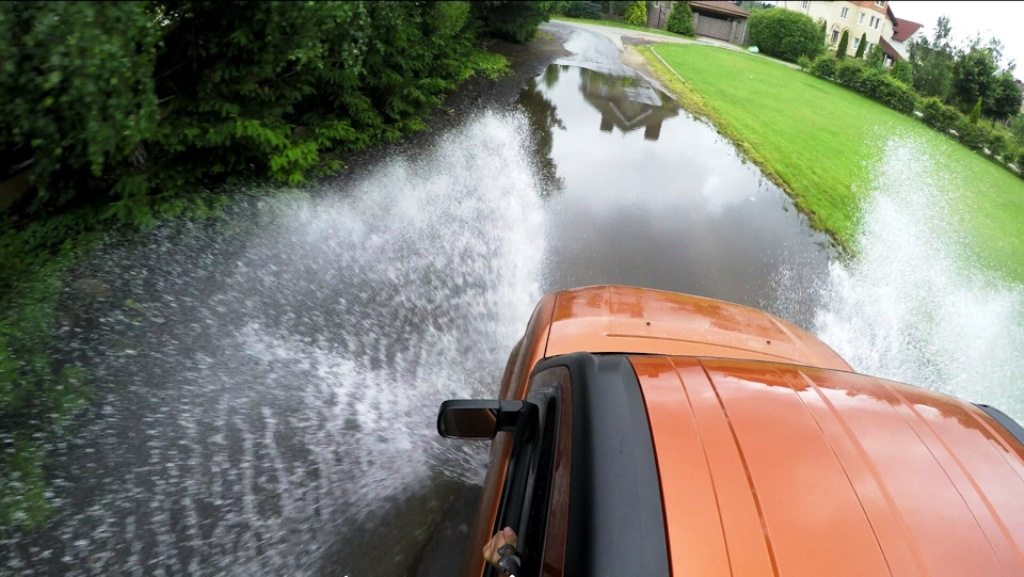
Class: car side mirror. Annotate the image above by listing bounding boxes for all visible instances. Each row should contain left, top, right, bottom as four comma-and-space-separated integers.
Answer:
436, 399, 528, 439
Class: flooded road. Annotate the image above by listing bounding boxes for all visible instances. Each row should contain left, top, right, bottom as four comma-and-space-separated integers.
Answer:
3, 22, 1021, 577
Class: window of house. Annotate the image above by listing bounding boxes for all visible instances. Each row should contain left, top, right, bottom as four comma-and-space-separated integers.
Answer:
840, 6, 849, 19
831, 29, 839, 43
858, 12, 865, 24
875, 1, 885, 6
802, 1, 809, 8
874, 17, 880, 30
853, 37, 860, 50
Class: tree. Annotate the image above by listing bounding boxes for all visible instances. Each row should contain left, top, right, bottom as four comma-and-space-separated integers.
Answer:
623, 0, 645, 26
855, 32, 867, 58
986, 72, 1024, 123
748, 8, 823, 63
666, 1, 694, 36
836, 30, 849, 59
867, 42, 885, 68
952, 46, 997, 111
908, 16, 955, 101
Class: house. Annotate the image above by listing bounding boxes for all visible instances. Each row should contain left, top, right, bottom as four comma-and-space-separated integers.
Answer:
881, 16, 924, 66
777, 1, 895, 58
647, 1, 751, 45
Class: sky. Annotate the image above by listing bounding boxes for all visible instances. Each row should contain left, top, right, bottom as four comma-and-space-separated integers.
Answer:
888, 1, 1024, 74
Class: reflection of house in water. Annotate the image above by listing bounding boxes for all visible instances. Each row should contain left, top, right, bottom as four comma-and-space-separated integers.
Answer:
577, 68, 680, 141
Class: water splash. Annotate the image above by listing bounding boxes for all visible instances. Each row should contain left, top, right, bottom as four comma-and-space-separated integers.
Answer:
815, 133, 1024, 422
1, 112, 547, 577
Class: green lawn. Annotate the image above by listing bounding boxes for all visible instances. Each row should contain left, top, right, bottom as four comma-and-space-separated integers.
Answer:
647, 43, 1024, 284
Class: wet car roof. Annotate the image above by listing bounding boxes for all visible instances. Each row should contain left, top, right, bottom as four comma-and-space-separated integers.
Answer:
631, 354, 1024, 576
544, 285, 852, 371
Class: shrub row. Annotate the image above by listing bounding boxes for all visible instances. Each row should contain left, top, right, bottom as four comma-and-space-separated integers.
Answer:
748, 8, 823, 63
807, 55, 1024, 171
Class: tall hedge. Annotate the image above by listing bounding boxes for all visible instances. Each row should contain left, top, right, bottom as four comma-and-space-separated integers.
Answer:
855, 32, 867, 58
835, 30, 849, 59
666, 1, 694, 36
748, 8, 823, 63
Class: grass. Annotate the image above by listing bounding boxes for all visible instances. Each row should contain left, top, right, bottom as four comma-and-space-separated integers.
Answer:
642, 43, 1024, 284
552, 15, 695, 40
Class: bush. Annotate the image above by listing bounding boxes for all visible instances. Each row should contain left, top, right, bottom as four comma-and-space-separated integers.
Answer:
969, 96, 982, 125
809, 54, 837, 78
956, 116, 986, 149
797, 55, 813, 71
471, 1, 555, 43
986, 132, 1009, 157
666, 1, 694, 36
623, 0, 646, 26
865, 72, 918, 114
835, 58, 865, 87
919, 97, 955, 131
748, 8, 823, 63
890, 60, 913, 85
563, 1, 602, 19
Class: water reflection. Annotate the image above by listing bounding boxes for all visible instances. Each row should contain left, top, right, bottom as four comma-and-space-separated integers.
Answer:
576, 67, 680, 141
520, 64, 832, 323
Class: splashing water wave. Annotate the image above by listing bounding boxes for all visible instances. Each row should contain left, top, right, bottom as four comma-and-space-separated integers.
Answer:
1, 112, 547, 577
815, 134, 1024, 421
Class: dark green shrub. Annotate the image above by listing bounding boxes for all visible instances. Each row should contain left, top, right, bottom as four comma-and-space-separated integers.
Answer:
874, 75, 918, 114
836, 30, 849, 59
564, 1, 602, 19
891, 60, 913, 85
809, 54, 837, 78
835, 58, 865, 86
797, 55, 813, 71
623, 0, 646, 26
748, 8, 823, 62
471, 1, 555, 43
666, 1, 694, 36
986, 132, 1008, 157
855, 32, 867, 58
919, 97, 962, 132
955, 116, 986, 149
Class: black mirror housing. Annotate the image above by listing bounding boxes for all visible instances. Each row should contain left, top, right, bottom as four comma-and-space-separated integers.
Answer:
437, 399, 528, 439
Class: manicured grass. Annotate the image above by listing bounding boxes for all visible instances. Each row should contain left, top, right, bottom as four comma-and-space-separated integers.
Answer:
645, 43, 1024, 284
552, 15, 695, 40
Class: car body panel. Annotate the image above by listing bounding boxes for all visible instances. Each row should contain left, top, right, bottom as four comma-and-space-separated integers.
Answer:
632, 355, 1024, 576
546, 286, 852, 371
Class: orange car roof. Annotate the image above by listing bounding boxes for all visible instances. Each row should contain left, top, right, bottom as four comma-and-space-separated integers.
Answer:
631, 355, 1024, 577
544, 285, 851, 370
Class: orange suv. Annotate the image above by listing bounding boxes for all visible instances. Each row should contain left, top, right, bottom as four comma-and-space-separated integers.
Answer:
437, 285, 1024, 577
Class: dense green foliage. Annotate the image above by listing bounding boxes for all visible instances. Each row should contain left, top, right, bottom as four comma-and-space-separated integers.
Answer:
747, 8, 822, 63
0, 3, 160, 210
0, 1, 535, 219
562, 1, 602, 19
666, 1, 694, 36
835, 30, 849, 59
891, 60, 913, 85
471, 0, 556, 43
855, 33, 867, 59
953, 47, 997, 111
623, 1, 646, 26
